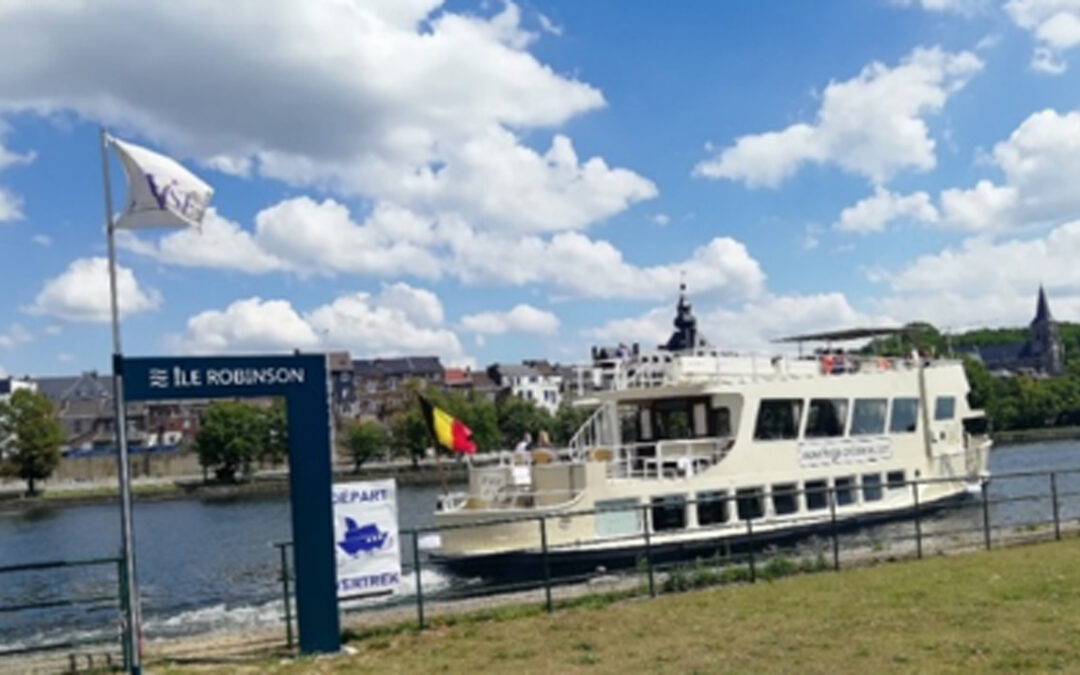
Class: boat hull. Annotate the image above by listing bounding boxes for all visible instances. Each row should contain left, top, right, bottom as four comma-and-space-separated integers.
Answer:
429, 490, 971, 581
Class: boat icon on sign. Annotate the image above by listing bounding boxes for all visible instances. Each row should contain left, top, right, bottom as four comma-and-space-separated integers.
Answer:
338, 518, 389, 556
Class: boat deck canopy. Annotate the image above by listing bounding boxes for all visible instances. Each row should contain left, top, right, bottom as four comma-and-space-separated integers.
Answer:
774, 326, 905, 343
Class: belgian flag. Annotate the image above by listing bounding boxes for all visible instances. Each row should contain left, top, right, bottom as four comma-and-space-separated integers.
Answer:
419, 396, 476, 454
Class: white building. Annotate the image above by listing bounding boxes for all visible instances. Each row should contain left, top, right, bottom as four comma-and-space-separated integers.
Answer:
0, 376, 36, 403
490, 363, 563, 415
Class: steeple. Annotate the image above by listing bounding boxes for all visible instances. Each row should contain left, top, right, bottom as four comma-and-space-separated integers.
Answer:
1033, 284, 1053, 326
663, 280, 707, 352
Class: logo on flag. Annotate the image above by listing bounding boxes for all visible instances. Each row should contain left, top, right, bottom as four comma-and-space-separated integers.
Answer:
107, 136, 213, 230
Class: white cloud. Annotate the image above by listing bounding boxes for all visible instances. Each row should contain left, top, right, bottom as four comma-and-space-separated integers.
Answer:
694, 47, 982, 187
1006, 0, 1080, 74
892, 0, 988, 15
169, 283, 466, 361
869, 220, 1080, 328
31, 233, 51, 246
0, 1, 653, 234
587, 293, 883, 352
305, 292, 465, 359
835, 186, 939, 233
57, 352, 74, 363
939, 109, 1080, 230
447, 228, 765, 300
0, 187, 22, 222
28, 257, 160, 322
651, 213, 671, 226
167, 297, 321, 354
0, 324, 31, 349
461, 304, 560, 335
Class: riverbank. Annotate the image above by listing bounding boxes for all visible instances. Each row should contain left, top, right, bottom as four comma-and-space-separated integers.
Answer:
152, 537, 1080, 674
994, 425, 1080, 445
0, 463, 467, 513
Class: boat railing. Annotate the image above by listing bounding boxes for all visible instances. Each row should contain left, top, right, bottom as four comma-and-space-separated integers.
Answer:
605, 437, 734, 480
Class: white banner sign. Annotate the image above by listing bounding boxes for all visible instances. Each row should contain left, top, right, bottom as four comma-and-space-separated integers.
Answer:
332, 479, 401, 600
798, 437, 892, 469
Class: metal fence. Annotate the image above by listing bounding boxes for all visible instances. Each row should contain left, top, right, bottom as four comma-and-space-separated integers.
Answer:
274, 466, 1080, 648
0, 555, 128, 671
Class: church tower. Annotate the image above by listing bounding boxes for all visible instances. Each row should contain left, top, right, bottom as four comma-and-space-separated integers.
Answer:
1029, 285, 1064, 376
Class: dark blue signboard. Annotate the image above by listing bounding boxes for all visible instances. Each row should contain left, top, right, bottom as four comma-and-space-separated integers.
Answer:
120, 354, 339, 654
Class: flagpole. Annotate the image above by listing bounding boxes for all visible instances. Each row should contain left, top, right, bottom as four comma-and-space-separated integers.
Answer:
101, 126, 143, 675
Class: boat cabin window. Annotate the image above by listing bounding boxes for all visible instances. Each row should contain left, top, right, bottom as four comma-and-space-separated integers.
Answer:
862, 473, 883, 502
639, 408, 654, 441
692, 402, 708, 437
696, 490, 729, 526
804, 480, 828, 510
754, 399, 803, 441
850, 399, 887, 436
715, 407, 732, 437
834, 476, 855, 506
934, 396, 956, 421
889, 398, 919, 433
735, 487, 765, 520
886, 470, 906, 491
963, 415, 989, 435
805, 399, 848, 438
595, 499, 642, 538
650, 494, 687, 532
771, 483, 798, 515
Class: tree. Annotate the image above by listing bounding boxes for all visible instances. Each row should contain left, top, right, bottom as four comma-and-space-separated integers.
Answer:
552, 405, 592, 445
496, 395, 552, 448
0, 390, 64, 496
345, 421, 388, 473
195, 401, 265, 482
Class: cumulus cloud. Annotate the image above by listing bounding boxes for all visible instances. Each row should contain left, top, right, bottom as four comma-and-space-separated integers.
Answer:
28, 257, 160, 322
1006, 0, 1080, 74
461, 304, 560, 335
694, 47, 982, 187
0, 324, 31, 350
0, 1, 653, 234
121, 197, 766, 300
834, 186, 939, 233
939, 109, 1080, 231
168, 283, 465, 361
587, 293, 885, 352
892, 0, 988, 15
0, 187, 22, 222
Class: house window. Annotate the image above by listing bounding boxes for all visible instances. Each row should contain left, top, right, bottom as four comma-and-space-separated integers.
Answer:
886, 470, 906, 491
771, 483, 798, 516
366, 381, 377, 394
735, 487, 764, 520
834, 476, 855, 506
805, 399, 848, 438
862, 473, 883, 502
850, 399, 887, 436
753, 399, 803, 440
650, 495, 687, 531
934, 396, 956, 421
696, 490, 729, 526
805, 480, 828, 510
889, 398, 919, 433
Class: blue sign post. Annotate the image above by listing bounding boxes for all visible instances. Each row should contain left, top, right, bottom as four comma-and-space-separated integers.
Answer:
120, 354, 340, 654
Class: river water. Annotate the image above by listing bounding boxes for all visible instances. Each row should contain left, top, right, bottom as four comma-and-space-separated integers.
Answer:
3, 440, 1080, 650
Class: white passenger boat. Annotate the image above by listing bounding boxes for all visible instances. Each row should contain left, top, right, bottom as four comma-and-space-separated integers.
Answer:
432, 287, 992, 577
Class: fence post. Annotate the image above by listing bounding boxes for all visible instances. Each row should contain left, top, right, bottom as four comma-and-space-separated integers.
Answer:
539, 517, 553, 613
828, 488, 840, 571
746, 519, 756, 583
981, 478, 991, 551
911, 481, 922, 560
1051, 472, 1061, 542
117, 558, 131, 671
278, 543, 294, 651
641, 505, 656, 598
412, 530, 425, 630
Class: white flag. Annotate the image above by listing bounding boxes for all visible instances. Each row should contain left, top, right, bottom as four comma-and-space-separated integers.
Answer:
109, 136, 213, 230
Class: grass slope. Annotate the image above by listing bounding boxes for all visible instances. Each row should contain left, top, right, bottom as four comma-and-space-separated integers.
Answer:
162, 540, 1080, 674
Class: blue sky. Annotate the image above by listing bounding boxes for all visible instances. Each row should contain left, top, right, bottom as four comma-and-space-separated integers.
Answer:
2, 0, 1080, 376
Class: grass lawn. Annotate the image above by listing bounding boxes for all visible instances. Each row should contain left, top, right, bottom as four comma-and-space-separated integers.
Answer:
160, 539, 1080, 674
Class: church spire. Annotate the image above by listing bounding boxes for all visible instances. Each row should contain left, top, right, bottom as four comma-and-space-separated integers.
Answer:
1033, 284, 1053, 325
